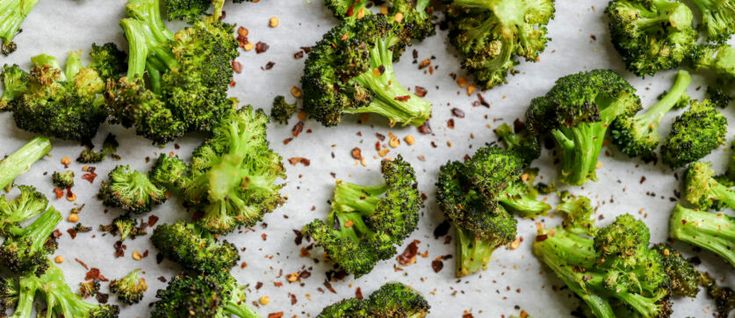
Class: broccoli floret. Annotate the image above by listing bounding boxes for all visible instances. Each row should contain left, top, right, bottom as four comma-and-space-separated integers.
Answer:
78, 280, 101, 299
89, 43, 127, 81
77, 133, 120, 163
52, 171, 75, 189
0, 208, 61, 275
706, 85, 733, 108
660, 100, 727, 168
653, 244, 699, 298
163, 0, 256, 21
444, 0, 555, 89
0, 137, 51, 190
700, 272, 735, 318
0, 64, 28, 110
271, 95, 298, 125
325, 0, 435, 43
606, 0, 696, 76
610, 70, 692, 160
301, 15, 432, 127
0, 262, 119, 318
151, 271, 259, 318
303, 156, 420, 277
669, 204, 735, 267
0, 185, 48, 235
324, 0, 368, 21
110, 269, 147, 305
691, 44, 735, 81
149, 153, 190, 191
0, 0, 40, 55
177, 106, 286, 233
98, 165, 167, 214
526, 69, 641, 185
99, 214, 146, 241
493, 121, 541, 164
317, 298, 368, 318
151, 221, 240, 273
683, 161, 735, 211
317, 282, 430, 318
688, 0, 735, 43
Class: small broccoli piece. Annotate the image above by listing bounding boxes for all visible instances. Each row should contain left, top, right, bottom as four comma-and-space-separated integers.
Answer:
0, 185, 48, 235
149, 153, 189, 191
444, 0, 555, 89
89, 43, 127, 81
317, 282, 430, 318
611, 70, 692, 160
0, 208, 61, 275
302, 15, 432, 127
700, 272, 735, 318
669, 204, 735, 267
162, 0, 211, 21
0, 0, 40, 55
493, 121, 541, 164
98, 165, 167, 214
110, 269, 147, 305
683, 161, 735, 211
151, 271, 259, 318
151, 222, 240, 273
324, 0, 368, 21
0, 137, 51, 190
660, 100, 727, 168
688, 0, 735, 43
77, 133, 120, 163
52, 170, 75, 189
691, 44, 735, 80
271, 95, 298, 124
78, 280, 101, 299
317, 298, 368, 318
606, 0, 696, 76
303, 156, 420, 277
526, 69, 641, 185
653, 244, 699, 298
706, 85, 733, 108
556, 191, 596, 236
0, 64, 28, 110
99, 214, 146, 241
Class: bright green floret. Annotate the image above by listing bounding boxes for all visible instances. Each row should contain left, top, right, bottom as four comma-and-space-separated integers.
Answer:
149, 153, 190, 191
52, 170, 74, 188
610, 70, 691, 160
684, 161, 735, 211
493, 121, 541, 164
0, 0, 40, 55
98, 165, 167, 214
0, 185, 48, 235
317, 282, 430, 318
271, 95, 298, 125
0, 64, 28, 110
303, 156, 421, 277
669, 204, 735, 267
151, 221, 240, 273
688, 0, 735, 43
606, 0, 696, 76
325, 0, 435, 43
445, 0, 555, 89
526, 69, 641, 185
660, 99, 727, 168
0, 208, 61, 275
110, 269, 148, 305
89, 42, 128, 81
691, 44, 735, 82
163, 0, 256, 21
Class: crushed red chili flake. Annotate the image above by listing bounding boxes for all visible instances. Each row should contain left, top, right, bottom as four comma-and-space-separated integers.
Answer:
147, 215, 159, 227
96, 293, 109, 304
414, 86, 427, 97
351, 147, 363, 160
53, 188, 64, 199
289, 293, 298, 305
476, 93, 490, 108
261, 233, 267, 241
81, 171, 97, 183
447, 118, 455, 129
324, 281, 337, 293
463, 311, 474, 318
536, 234, 548, 242
114, 241, 126, 258
85, 268, 108, 282
293, 51, 304, 59
292, 121, 304, 137
52, 229, 62, 239
255, 41, 269, 54
293, 229, 304, 245
231, 60, 242, 73
355, 287, 364, 300
283, 137, 293, 145
397, 240, 420, 266
394, 95, 410, 102
256, 282, 264, 290
67, 228, 78, 239
434, 220, 450, 238
451, 108, 465, 118
262, 61, 275, 70
267, 313, 284, 318
75, 258, 89, 270
375, 133, 385, 141
431, 258, 443, 273
418, 59, 431, 69
240, 261, 248, 269
418, 122, 432, 134
287, 157, 311, 166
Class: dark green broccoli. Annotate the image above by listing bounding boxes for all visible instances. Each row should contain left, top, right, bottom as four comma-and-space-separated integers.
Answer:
0, 64, 28, 110
317, 282, 430, 317
700, 272, 735, 318
606, 0, 696, 76
77, 133, 120, 163
0, 262, 119, 317
660, 100, 727, 168
303, 156, 420, 277
493, 121, 541, 164
669, 204, 735, 267
151, 221, 240, 273
0, 185, 48, 235
325, 0, 435, 43
99, 214, 146, 241
151, 271, 258, 318
691, 44, 735, 81
98, 165, 167, 214
683, 161, 735, 211
301, 15, 432, 127
52, 170, 75, 189
688, 0, 735, 43
89, 42, 128, 81
149, 153, 190, 191
444, 0, 555, 89
610, 70, 691, 160
0, 0, 40, 55
271, 95, 298, 124
526, 69, 641, 185
110, 269, 147, 305
163, 0, 257, 21
0, 207, 61, 275
653, 244, 700, 298
0, 137, 51, 190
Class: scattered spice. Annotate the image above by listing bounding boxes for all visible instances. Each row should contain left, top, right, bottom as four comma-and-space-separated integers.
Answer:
54, 255, 64, 264
255, 41, 269, 54
396, 240, 420, 266
268, 17, 279, 28
351, 147, 363, 160
287, 157, 311, 166
259, 295, 270, 305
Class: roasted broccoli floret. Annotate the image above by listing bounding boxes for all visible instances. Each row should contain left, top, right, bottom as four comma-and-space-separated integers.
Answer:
151, 222, 240, 273
606, 0, 696, 76
149, 153, 189, 191
444, 0, 555, 89
99, 214, 146, 241
151, 271, 258, 318
610, 70, 691, 160
77, 133, 120, 164
0, 262, 119, 318
653, 244, 700, 297
0, 208, 61, 275
493, 121, 541, 164
0, 0, 40, 55
691, 44, 735, 81
303, 156, 420, 277
78, 280, 101, 299
271, 95, 298, 124
660, 100, 727, 168
110, 269, 147, 305
669, 204, 735, 267
526, 69, 641, 185
302, 15, 432, 127
52, 171, 75, 189
700, 272, 735, 318
325, 0, 435, 43
0, 185, 48, 235
0, 64, 28, 110
683, 161, 735, 211
89, 42, 128, 81
98, 165, 167, 214
317, 282, 430, 318
0, 137, 51, 190
163, 0, 257, 21
688, 0, 735, 43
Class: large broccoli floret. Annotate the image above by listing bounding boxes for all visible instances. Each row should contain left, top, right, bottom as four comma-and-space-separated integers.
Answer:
151, 271, 258, 318
444, 0, 555, 89
660, 100, 727, 168
0, 208, 61, 275
98, 165, 167, 214
669, 204, 735, 267
109, 269, 148, 305
325, 0, 435, 43
0, 185, 48, 235
610, 70, 691, 160
653, 244, 700, 298
0, 137, 51, 190
301, 14, 432, 127
317, 282, 430, 318
89, 42, 128, 81
691, 44, 735, 81
303, 156, 420, 277
683, 161, 735, 211
0, 0, 40, 55
149, 153, 190, 191
688, 0, 735, 43
606, 0, 696, 76
151, 221, 240, 273
163, 0, 257, 21
526, 69, 641, 185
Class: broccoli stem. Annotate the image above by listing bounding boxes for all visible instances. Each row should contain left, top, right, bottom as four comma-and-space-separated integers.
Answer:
0, 137, 51, 190
332, 181, 385, 215
552, 122, 606, 186
0, 0, 39, 54
499, 183, 551, 218
224, 301, 260, 318
18, 208, 61, 249
670, 205, 735, 267
120, 18, 177, 81
64, 50, 83, 80
634, 70, 691, 129
349, 37, 432, 127
455, 226, 495, 277
612, 291, 666, 318
709, 182, 735, 210
11, 275, 39, 318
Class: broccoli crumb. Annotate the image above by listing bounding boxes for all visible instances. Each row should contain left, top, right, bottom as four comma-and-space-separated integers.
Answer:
271, 95, 298, 125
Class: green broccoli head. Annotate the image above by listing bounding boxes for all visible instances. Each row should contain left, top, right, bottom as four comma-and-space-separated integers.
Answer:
493, 121, 541, 164
89, 42, 127, 81
526, 69, 641, 185
303, 155, 421, 277
271, 95, 298, 125
0, 0, 40, 55
556, 191, 597, 236
670, 204, 735, 268
324, 0, 435, 42
149, 153, 190, 191
445, 0, 555, 89
52, 170, 75, 189
610, 70, 692, 160
0, 185, 48, 235
151, 221, 240, 273
660, 100, 727, 168
317, 282, 429, 318
0, 208, 61, 275
689, 0, 735, 43
653, 244, 699, 298
317, 298, 369, 318
100, 214, 146, 241
684, 161, 735, 211
162, 0, 211, 21
110, 269, 148, 305
691, 44, 735, 82
98, 165, 167, 214
606, 0, 696, 76
302, 15, 431, 127
700, 272, 735, 318
77, 133, 120, 164
0, 64, 29, 110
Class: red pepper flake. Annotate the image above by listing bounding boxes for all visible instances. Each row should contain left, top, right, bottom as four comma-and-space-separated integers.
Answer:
240, 261, 248, 269
255, 41, 269, 54
414, 86, 427, 97
283, 137, 293, 145
476, 93, 490, 108
67, 228, 78, 239
324, 281, 336, 293
287, 157, 311, 166
418, 59, 431, 69
255, 282, 263, 290
261, 233, 267, 241
375, 133, 385, 141
418, 122, 432, 134
292, 121, 304, 137
463, 311, 474, 318
394, 95, 410, 102
52, 229, 62, 239
231, 60, 242, 74
267, 313, 284, 318
147, 215, 159, 227
82, 171, 97, 183
289, 293, 298, 305
74, 258, 89, 270
355, 287, 363, 300
351, 147, 363, 160
396, 240, 420, 266
114, 241, 126, 258
447, 118, 455, 129
85, 268, 108, 282
262, 61, 275, 70
273, 281, 283, 287
451, 108, 465, 118
53, 188, 64, 199
536, 234, 548, 242
293, 51, 304, 59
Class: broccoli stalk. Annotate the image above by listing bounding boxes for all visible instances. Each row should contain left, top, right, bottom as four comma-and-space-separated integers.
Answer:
0, 0, 40, 55
454, 224, 498, 277
0, 64, 29, 110
0, 137, 51, 190
670, 204, 735, 267
0, 208, 61, 275
688, 0, 735, 43
684, 161, 735, 211
110, 269, 148, 305
551, 119, 610, 185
